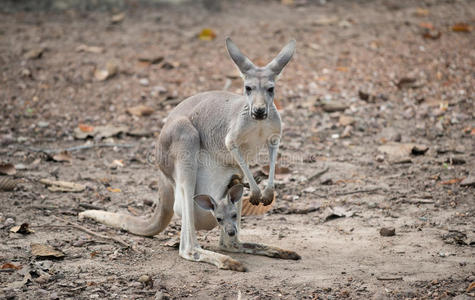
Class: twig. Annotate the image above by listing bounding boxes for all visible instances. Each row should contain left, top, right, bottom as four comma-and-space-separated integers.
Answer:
376, 276, 403, 281
17, 143, 135, 154
308, 167, 330, 182
52, 216, 137, 252
334, 187, 381, 196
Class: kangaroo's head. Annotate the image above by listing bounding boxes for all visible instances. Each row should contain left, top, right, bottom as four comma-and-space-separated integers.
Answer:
193, 184, 243, 237
225, 38, 296, 121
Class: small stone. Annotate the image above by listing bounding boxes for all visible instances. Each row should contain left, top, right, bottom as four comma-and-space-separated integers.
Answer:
138, 274, 153, 287
380, 227, 396, 237
37, 121, 49, 128
4, 218, 15, 227
322, 101, 348, 113
375, 155, 384, 162
139, 78, 150, 86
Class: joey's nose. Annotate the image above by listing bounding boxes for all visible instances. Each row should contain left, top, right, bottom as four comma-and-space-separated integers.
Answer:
252, 107, 267, 120
227, 229, 236, 237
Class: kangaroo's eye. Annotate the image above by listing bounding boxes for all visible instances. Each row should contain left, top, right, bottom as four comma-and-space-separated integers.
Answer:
267, 87, 274, 94
216, 218, 223, 223
231, 214, 237, 219
245, 86, 252, 95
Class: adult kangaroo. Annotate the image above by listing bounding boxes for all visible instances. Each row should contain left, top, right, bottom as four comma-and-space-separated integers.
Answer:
80, 38, 299, 271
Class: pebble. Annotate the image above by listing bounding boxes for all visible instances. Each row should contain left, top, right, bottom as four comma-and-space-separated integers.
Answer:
380, 227, 396, 237
4, 218, 15, 227
37, 121, 49, 128
139, 78, 150, 86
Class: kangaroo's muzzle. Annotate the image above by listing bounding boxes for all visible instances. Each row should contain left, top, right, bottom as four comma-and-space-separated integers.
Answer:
251, 106, 267, 120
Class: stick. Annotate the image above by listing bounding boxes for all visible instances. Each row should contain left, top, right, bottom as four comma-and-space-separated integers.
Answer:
334, 187, 381, 196
376, 276, 403, 281
53, 216, 137, 252
17, 143, 135, 154
308, 167, 329, 182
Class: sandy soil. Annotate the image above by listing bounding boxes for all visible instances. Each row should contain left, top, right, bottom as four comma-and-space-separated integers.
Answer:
0, 0, 474, 299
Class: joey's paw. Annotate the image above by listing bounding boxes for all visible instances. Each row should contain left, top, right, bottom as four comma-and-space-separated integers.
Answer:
260, 188, 275, 206
249, 189, 261, 206
221, 257, 246, 272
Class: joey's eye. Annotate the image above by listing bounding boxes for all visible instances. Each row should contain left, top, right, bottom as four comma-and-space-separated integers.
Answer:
216, 218, 223, 223
267, 87, 274, 94
231, 214, 237, 219
245, 86, 252, 95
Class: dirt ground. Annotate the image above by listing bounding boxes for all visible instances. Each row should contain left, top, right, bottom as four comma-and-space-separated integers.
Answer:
0, 0, 474, 299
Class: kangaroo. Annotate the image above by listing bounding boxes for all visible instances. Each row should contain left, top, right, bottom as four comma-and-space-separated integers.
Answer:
79, 38, 299, 271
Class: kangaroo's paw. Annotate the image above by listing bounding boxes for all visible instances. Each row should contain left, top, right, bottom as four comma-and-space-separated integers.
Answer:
224, 242, 301, 260
260, 187, 275, 206
180, 247, 246, 272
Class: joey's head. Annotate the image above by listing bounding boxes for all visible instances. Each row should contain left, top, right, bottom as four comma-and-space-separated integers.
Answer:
225, 38, 296, 121
193, 184, 243, 237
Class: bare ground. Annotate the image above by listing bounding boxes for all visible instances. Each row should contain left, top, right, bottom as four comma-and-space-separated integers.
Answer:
0, 0, 474, 299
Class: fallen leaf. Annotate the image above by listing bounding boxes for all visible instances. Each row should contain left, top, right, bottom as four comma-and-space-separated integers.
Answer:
24, 47, 45, 60
164, 237, 180, 248
90, 251, 98, 258
51, 151, 72, 163
440, 178, 464, 185
468, 282, 475, 292
262, 165, 291, 175
198, 28, 217, 41
10, 223, 34, 234
126, 105, 154, 117
39, 179, 85, 192
323, 206, 353, 222
452, 23, 472, 32
0, 177, 17, 191
1, 263, 22, 270
423, 29, 441, 40
396, 77, 419, 89
321, 100, 348, 113
76, 44, 104, 54
138, 55, 164, 65
78, 124, 94, 133
414, 8, 429, 17
418, 22, 434, 30
111, 12, 125, 24
31, 243, 64, 259
107, 187, 121, 193
0, 162, 16, 175
74, 124, 128, 139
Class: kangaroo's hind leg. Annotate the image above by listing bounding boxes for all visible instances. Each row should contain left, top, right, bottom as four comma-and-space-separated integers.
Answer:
172, 118, 245, 271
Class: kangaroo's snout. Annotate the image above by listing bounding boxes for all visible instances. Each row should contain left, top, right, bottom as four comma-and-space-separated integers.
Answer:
251, 106, 267, 120
227, 229, 236, 236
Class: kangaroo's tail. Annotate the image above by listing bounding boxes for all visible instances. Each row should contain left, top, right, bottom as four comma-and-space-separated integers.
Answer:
79, 175, 174, 237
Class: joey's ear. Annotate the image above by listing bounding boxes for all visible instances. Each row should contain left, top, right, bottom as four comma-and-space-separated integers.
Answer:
265, 39, 296, 77
194, 195, 217, 211
225, 37, 256, 75
228, 184, 244, 204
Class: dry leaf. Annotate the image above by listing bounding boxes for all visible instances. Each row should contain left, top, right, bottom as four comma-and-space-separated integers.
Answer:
423, 29, 441, 40
76, 44, 104, 54
24, 48, 45, 60
107, 187, 121, 193
0, 177, 17, 191
78, 124, 94, 133
468, 282, 475, 292
0, 162, 16, 175
198, 28, 217, 41
419, 22, 434, 30
51, 151, 72, 163
440, 178, 464, 185
1, 263, 22, 270
126, 105, 154, 117
138, 55, 164, 65
10, 223, 34, 234
111, 12, 125, 24
452, 23, 472, 32
40, 179, 85, 192
31, 243, 64, 259
414, 8, 429, 17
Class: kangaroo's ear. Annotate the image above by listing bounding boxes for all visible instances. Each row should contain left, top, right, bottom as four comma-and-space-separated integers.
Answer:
194, 194, 217, 211
228, 184, 244, 204
225, 37, 256, 75
265, 39, 296, 77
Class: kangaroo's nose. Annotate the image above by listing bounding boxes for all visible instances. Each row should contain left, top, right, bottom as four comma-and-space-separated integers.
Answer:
252, 107, 267, 120
227, 229, 236, 237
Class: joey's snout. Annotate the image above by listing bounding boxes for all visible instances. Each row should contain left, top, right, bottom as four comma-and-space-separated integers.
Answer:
224, 223, 237, 237
251, 105, 267, 120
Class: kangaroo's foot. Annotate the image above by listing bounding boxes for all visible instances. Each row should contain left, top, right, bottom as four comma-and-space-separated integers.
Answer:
220, 239, 300, 260
179, 247, 246, 272
260, 187, 275, 206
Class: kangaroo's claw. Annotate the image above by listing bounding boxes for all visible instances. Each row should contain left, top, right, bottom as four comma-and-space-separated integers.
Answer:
260, 187, 275, 206
249, 189, 262, 206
